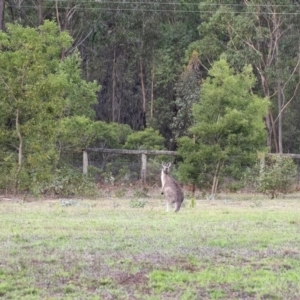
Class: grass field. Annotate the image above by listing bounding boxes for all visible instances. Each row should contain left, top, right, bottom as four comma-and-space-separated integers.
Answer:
1, 195, 300, 299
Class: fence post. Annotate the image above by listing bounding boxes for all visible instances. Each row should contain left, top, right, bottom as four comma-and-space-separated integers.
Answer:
141, 153, 147, 185
259, 153, 265, 176
83, 150, 88, 175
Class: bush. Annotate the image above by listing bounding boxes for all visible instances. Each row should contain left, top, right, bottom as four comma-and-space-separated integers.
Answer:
42, 166, 97, 197
129, 199, 147, 208
124, 127, 165, 150
254, 155, 297, 198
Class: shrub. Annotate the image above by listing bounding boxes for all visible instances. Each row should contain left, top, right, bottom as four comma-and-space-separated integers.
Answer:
129, 199, 147, 208
42, 166, 97, 197
254, 155, 297, 198
133, 187, 149, 198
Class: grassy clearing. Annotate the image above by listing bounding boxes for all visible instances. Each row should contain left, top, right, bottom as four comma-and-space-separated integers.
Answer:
0, 196, 300, 299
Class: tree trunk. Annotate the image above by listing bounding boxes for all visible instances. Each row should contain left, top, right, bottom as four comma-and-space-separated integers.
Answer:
260, 76, 272, 149
55, 0, 61, 30
17, 0, 22, 24
150, 65, 155, 119
112, 47, 116, 122
0, 0, 5, 31
211, 160, 221, 195
257, 70, 278, 152
118, 81, 122, 123
274, 13, 283, 154
277, 81, 283, 153
37, 0, 43, 25
211, 174, 218, 196
270, 111, 279, 153
140, 59, 147, 129
15, 108, 23, 194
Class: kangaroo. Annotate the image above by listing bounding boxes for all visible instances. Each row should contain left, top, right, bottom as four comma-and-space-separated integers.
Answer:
161, 162, 184, 212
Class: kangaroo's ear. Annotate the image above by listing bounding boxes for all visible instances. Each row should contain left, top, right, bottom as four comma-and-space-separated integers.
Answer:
167, 162, 172, 168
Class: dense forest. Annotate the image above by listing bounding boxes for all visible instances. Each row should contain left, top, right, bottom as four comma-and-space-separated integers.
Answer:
0, 0, 300, 196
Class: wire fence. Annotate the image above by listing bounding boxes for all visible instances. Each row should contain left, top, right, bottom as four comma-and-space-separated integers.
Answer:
84, 151, 172, 186
73, 150, 300, 195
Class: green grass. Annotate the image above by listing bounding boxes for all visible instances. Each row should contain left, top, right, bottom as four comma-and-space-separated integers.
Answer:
0, 196, 300, 299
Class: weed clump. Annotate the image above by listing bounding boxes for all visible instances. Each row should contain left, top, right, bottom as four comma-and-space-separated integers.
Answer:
129, 199, 147, 208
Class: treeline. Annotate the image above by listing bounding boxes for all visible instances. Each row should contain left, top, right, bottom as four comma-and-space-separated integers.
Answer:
0, 0, 202, 149
0, 0, 299, 196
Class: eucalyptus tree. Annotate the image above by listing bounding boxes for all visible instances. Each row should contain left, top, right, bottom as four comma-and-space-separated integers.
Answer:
146, 1, 200, 147
68, 0, 201, 144
189, 0, 300, 153
2, 1, 201, 147
171, 51, 202, 143
178, 59, 269, 194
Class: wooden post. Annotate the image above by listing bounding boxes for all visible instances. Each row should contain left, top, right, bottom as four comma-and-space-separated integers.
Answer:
83, 150, 88, 175
259, 153, 265, 176
141, 153, 147, 185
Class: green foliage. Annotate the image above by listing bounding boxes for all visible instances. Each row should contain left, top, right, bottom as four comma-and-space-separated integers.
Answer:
191, 1, 300, 154
133, 187, 149, 198
43, 166, 97, 197
124, 127, 165, 150
98, 163, 115, 185
93, 122, 132, 149
190, 197, 196, 208
171, 51, 201, 140
58, 51, 99, 118
254, 156, 297, 199
129, 199, 147, 208
130, 188, 149, 205
0, 21, 100, 195
143, 158, 166, 184
178, 59, 270, 193
57, 117, 132, 150
145, 17, 200, 147
0, 152, 20, 192
57, 116, 97, 150
4, 1, 300, 156
113, 188, 127, 198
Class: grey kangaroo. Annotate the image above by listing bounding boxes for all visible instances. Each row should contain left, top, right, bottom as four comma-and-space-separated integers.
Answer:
161, 162, 184, 212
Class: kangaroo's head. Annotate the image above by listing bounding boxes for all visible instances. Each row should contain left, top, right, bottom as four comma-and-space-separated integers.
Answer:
162, 162, 171, 174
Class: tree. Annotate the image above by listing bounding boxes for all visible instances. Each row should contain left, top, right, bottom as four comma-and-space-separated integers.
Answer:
0, 21, 99, 193
171, 51, 202, 142
58, 116, 132, 151
190, 0, 300, 153
124, 127, 165, 150
177, 58, 270, 195
1, 1, 202, 149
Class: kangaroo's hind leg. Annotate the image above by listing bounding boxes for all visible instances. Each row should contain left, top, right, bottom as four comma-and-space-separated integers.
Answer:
166, 201, 170, 212
174, 201, 182, 212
